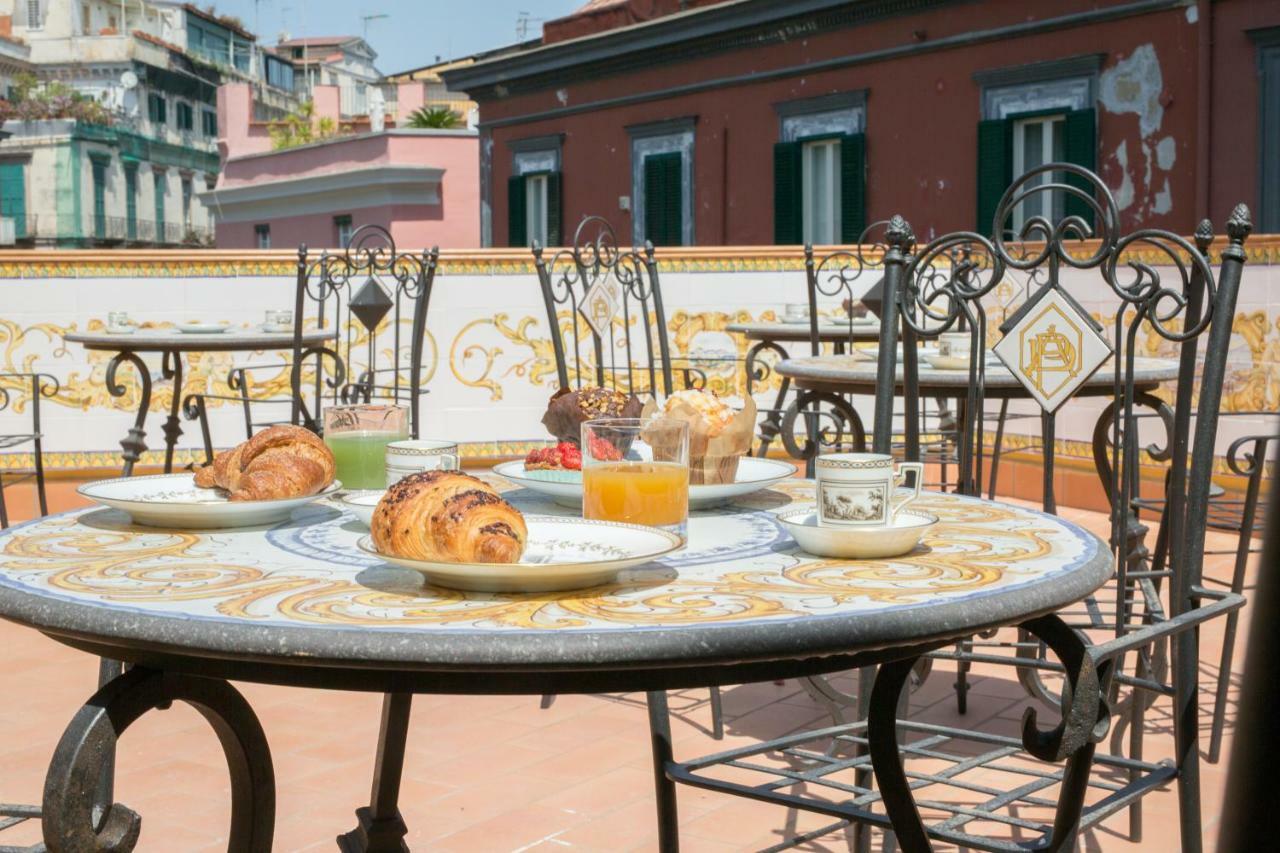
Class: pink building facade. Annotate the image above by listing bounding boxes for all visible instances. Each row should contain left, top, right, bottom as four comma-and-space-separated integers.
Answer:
204, 83, 480, 250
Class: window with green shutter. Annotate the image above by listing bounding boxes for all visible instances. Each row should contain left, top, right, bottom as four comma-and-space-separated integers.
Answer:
148, 93, 167, 126
774, 141, 802, 245
154, 172, 166, 242
90, 156, 108, 240
124, 164, 137, 241
643, 151, 683, 247
545, 171, 562, 247
776, 133, 865, 245
0, 161, 26, 239
975, 107, 1095, 236
507, 174, 526, 248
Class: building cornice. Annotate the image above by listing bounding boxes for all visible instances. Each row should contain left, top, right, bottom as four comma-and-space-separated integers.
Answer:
201, 165, 444, 222
444, 0, 958, 99
452, 0, 1188, 131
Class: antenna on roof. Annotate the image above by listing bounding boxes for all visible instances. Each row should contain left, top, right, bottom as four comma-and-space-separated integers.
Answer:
361, 12, 389, 39
516, 11, 544, 41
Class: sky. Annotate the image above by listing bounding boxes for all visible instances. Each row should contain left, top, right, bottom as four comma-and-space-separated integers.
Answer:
209, 0, 585, 75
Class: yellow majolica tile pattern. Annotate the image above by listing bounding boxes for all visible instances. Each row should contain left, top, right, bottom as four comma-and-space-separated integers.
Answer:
0, 489, 1099, 631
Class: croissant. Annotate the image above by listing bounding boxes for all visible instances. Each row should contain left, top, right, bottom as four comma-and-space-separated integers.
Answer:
371, 470, 527, 564
194, 424, 336, 501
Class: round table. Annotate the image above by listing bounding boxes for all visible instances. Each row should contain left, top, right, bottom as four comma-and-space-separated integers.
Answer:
727, 321, 880, 458
0, 478, 1110, 852
64, 328, 337, 476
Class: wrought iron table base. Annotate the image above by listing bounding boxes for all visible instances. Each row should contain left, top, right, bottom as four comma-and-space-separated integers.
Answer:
42, 666, 274, 853
104, 350, 187, 477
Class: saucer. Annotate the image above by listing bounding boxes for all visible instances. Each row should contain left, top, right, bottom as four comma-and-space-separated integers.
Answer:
777, 508, 937, 559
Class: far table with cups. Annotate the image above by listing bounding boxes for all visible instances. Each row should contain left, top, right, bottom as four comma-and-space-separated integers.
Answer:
726, 317, 880, 457
777, 353, 1181, 511
64, 323, 338, 476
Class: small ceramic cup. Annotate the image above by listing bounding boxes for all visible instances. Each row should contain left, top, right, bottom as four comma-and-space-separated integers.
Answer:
814, 452, 924, 528
937, 331, 972, 360
783, 303, 810, 322
385, 439, 459, 487
107, 311, 133, 332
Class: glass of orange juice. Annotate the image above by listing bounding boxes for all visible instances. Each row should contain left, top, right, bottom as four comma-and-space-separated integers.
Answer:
582, 417, 689, 537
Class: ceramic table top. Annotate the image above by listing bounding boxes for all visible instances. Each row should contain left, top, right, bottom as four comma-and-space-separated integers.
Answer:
727, 320, 880, 342
64, 327, 337, 353
0, 475, 1111, 671
777, 354, 1179, 392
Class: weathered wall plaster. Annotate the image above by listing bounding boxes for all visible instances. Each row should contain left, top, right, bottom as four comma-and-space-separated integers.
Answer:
1099, 43, 1178, 221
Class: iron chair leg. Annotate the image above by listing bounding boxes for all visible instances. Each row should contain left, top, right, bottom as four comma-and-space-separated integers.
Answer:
646, 691, 680, 852
32, 435, 47, 517
1209, 509, 1260, 763
708, 686, 724, 740
0, 470, 8, 529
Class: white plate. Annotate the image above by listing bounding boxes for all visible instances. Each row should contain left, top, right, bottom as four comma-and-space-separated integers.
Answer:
777, 508, 937, 559
78, 474, 341, 529
104, 326, 137, 335
260, 323, 294, 334
338, 490, 385, 528
177, 322, 232, 334
357, 516, 684, 592
493, 456, 797, 509
921, 353, 1002, 371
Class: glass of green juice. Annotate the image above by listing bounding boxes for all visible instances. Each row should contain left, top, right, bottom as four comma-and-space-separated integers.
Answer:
323, 404, 409, 490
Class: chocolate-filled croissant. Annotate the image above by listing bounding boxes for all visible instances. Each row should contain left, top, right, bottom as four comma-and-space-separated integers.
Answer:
371, 470, 527, 564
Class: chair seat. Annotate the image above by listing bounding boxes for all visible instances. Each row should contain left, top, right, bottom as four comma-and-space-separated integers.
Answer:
668, 717, 1172, 852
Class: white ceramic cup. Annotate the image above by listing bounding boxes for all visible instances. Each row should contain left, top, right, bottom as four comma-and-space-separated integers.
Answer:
783, 303, 810, 322
814, 452, 924, 528
937, 331, 972, 359
385, 439, 459, 487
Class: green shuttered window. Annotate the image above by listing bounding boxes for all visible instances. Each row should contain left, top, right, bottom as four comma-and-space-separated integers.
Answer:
124, 165, 137, 241
544, 171, 562, 247
643, 151, 683, 247
0, 162, 26, 239
508, 170, 562, 248
976, 107, 1096, 235
91, 159, 107, 240
507, 174, 526, 247
774, 133, 865, 245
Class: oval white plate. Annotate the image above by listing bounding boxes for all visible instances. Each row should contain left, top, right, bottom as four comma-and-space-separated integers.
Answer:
78, 473, 340, 529
493, 456, 797, 509
358, 516, 684, 592
338, 490, 385, 528
777, 508, 937, 559
177, 322, 232, 334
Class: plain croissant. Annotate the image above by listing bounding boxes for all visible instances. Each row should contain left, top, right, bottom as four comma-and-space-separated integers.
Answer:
194, 424, 336, 501
371, 470, 527, 564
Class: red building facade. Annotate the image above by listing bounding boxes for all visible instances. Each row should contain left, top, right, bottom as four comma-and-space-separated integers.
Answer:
444, 0, 1280, 248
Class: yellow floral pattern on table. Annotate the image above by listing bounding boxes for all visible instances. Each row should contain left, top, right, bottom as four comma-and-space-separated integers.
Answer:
0, 486, 1098, 633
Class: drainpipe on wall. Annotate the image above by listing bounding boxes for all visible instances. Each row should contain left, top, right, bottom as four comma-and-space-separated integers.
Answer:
1195, 0, 1211, 223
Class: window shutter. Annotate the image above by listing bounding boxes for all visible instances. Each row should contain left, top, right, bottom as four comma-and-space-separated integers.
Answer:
507, 174, 527, 247
1062, 107, 1097, 233
124, 166, 137, 240
0, 163, 25, 239
546, 170, 562, 247
839, 133, 866, 244
976, 117, 1012, 236
773, 141, 802, 245
644, 151, 683, 247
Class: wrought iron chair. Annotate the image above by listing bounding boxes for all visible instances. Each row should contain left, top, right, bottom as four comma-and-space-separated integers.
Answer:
184, 226, 439, 456
533, 215, 704, 398
645, 167, 1252, 850
0, 372, 56, 528
531, 216, 725, 738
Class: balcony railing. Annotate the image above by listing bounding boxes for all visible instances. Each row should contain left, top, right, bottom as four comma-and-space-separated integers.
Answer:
83, 217, 214, 247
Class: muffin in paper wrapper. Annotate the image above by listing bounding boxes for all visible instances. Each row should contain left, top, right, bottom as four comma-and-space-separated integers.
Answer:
641, 394, 757, 485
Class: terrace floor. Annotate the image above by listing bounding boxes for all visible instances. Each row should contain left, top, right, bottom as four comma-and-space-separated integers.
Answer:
0, 487, 1255, 852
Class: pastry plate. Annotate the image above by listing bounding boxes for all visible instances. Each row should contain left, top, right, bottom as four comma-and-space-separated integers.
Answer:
777, 508, 938, 559
177, 321, 232, 334
78, 473, 341, 529
492, 456, 797, 509
357, 517, 684, 592
922, 353, 1002, 371
338, 490, 384, 527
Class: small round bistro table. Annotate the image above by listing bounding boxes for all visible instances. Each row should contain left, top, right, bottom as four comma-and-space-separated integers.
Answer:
727, 321, 880, 458
776, 354, 1181, 512
64, 328, 338, 476
0, 478, 1111, 852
